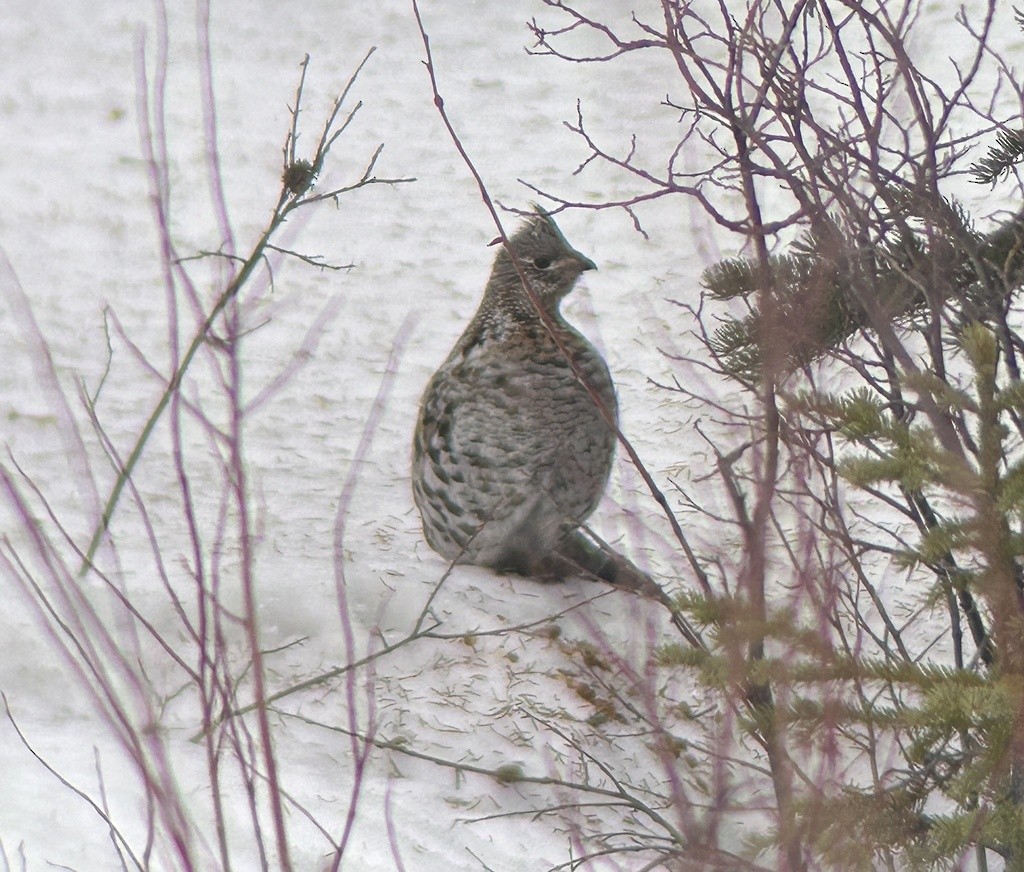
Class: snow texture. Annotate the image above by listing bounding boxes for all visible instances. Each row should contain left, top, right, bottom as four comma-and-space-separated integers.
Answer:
1, 1, 1020, 870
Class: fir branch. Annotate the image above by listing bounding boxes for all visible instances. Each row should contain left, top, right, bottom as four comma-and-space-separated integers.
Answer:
704, 206, 1024, 379
970, 129, 1024, 186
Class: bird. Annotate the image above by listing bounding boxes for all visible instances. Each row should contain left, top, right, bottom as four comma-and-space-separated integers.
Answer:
411, 206, 660, 598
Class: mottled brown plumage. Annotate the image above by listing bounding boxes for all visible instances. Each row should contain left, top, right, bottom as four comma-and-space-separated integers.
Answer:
411, 208, 650, 590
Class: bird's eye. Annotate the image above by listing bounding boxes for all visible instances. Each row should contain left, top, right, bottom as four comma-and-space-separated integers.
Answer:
533, 256, 553, 270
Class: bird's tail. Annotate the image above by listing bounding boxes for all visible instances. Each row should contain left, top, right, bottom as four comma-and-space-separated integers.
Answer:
548, 529, 704, 648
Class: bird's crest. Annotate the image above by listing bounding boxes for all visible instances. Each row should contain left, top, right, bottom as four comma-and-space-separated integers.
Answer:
486, 205, 566, 249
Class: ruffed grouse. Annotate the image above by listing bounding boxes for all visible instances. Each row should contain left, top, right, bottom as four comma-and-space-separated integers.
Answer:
411, 207, 650, 590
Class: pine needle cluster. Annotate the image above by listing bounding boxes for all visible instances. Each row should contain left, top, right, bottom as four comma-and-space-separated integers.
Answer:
704, 205, 1024, 380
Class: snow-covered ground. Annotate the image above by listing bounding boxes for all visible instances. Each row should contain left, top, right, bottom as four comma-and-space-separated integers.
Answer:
2, 1, 1022, 870
0, 2, 713, 870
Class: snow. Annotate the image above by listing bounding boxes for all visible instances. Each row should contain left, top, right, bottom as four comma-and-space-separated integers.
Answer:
0, 2, 708, 870
2, 1, 1020, 870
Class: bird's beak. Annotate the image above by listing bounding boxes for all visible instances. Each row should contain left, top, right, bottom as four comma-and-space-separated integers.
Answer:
559, 253, 596, 280
576, 252, 597, 272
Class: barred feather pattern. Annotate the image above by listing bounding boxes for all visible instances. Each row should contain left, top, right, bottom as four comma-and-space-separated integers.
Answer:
411, 209, 619, 577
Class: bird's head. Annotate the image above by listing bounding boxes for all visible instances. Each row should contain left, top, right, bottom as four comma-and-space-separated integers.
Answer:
488, 206, 597, 313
